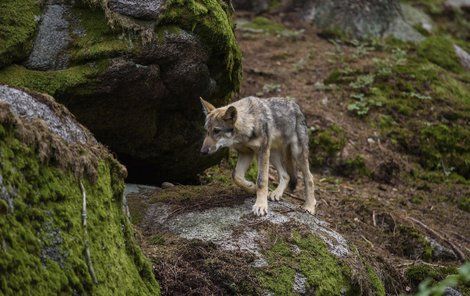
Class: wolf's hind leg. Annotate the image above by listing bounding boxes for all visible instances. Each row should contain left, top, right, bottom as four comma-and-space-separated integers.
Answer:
232, 152, 256, 194
269, 151, 289, 201
285, 144, 298, 191
297, 148, 316, 215
295, 146, 317, 215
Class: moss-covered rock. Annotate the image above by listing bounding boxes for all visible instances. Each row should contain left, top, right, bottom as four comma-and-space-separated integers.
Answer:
0, 85, 159, 295
417, 36, 464, 72
128, 183, 386, 295
0, 0, 242, 184
0, 0, 40, 68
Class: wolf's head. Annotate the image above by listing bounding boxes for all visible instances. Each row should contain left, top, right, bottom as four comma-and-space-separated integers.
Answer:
199, 97, 237, 155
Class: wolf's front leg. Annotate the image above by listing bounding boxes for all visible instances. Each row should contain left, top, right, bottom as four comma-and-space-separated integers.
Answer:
253, 144, 270, 216
232, 152, 256, 194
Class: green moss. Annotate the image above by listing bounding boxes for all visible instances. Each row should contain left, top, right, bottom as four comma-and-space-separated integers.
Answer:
337, 156, 371, 177
416, 123, 470, 177
366, 265, 386, 296
417, 36, 463, 73
0, 119, 159, 294
317, 27, 349, 42
328, 43, 470, 180
458, 196, 470, 212
149, 235, 165, 246
70, 5, 134, 63
392, 226, 433, 261
159, 0, 242, 99
239, 17, 287, 34
0, 61, 108, 97
402, 0, 446, 15
405, 264, 458, 287
309, 124, 347, 168
127, 195, 148, 225
268, 0, 282, 10
410, 195, 424, 204
0, 0, 41, 67
258, 232, 354, 295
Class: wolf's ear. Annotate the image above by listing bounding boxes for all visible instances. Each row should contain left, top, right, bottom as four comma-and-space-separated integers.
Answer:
223, 106, 237, 123
200, 97, 215, 115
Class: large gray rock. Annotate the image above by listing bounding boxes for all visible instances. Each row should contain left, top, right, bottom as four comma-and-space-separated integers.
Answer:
127, 184, 386, 295
0, 0, 242, 184
108, 0, 165, 19
25, 3, 71, 70
0, 85, 89, 143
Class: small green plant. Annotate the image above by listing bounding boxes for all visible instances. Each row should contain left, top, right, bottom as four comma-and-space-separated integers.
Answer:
391, 47, 407, 65
348, 92, 383, 117
261, 83, 281, 95
406, 92, 432, 100
293, 58, 306, 72
349, 74, 375, 90
348, 94, 369, 116
415, 263, 470, 296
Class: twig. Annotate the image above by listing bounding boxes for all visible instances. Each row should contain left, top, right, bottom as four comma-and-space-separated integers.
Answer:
80, 181, 98, 284
407, 217, 466, 262
361, 235, 374, 248
284, 191, 304, 202
372, 211, 377, 227
398, 260, 448, 269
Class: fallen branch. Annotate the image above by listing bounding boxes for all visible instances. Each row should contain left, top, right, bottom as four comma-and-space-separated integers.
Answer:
372, 210, 377, 227
407, 216, 466, 262
284, 191, 305, 202
361, 235, 374, 248
80, 181, 98, 284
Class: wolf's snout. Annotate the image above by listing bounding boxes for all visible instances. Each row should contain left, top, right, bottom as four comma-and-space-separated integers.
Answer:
200, 147, 209, 155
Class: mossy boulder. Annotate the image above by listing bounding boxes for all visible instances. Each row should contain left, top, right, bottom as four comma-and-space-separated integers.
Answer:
127, 184, 386, 295
0, 0, 242, 184
0, 0, 40, 68
0, 85, 159, 295
234, 0, 425, 41
417, 36, 465, 72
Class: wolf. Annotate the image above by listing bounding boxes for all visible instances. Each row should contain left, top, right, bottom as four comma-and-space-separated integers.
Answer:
200, 96, 316, 216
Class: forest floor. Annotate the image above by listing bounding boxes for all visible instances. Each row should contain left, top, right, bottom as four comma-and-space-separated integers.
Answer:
129, 10, 469, 295
234, 10, 469, 291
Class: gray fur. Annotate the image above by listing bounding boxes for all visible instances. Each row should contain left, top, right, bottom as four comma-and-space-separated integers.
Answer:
201, 96, 316, 216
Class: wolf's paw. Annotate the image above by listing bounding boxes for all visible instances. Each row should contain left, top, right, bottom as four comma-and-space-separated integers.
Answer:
302, 202, 316, 215
252, 202, 268, 216
269, 190, 283, 201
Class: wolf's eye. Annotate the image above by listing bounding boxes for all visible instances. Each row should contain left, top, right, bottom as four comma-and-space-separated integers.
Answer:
213, 128, 221, 134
